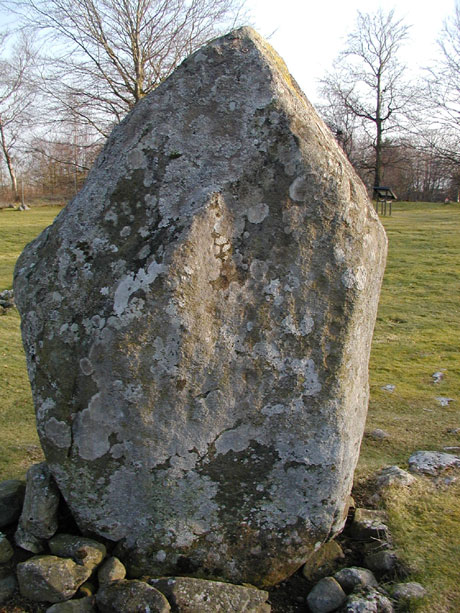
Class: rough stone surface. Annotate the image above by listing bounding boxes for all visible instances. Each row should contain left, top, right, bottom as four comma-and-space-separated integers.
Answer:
302, 540, 345, 581
15, 463, 60, 552
307, 577, 347, 613
348, 509, 389, 541
97, 556, 126, 584
333, 567, 378, 593
46, 597, 96, 612
17, 555, 91, 602
0, 532, 14, 563
408, 450, 460, 475
0, 573, 17, 605
150, 576, 271, 612
48, 534, 106, 571
0, 479, 25, 527
339, 587, 394, 612
14, 27, 387, 586
392, 582, 426, 602
96, 579, 170, 613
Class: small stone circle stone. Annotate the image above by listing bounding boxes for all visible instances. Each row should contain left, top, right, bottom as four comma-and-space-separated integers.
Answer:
17, 555, 91, 602
15, 462, 60, 553
97, 556, 126, 584
307, 576, 347, 613
149, 576, 271, 612
48, 534, 106, 571
0, 479, 25, 528
333, 567, 378, 593
14, 27, 387, 586
96, 579, 170, 613
408, 450, 460, 475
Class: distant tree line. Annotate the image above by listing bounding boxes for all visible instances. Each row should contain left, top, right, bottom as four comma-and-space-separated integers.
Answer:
0, 1, 459, 203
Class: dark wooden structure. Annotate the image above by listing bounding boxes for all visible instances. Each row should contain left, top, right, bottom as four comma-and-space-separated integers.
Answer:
373, 186, 397, 216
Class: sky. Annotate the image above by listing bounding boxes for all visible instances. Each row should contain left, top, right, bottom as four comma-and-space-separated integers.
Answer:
246, 0, 456, 101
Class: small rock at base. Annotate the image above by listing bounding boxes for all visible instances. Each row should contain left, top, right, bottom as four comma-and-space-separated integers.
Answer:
15, 463, 60, 552
347, 509, 389, 540
0, 533, 14, 563
96, 579, 170, 613
340, 587, 394, 612
364, 549, 399, 572
307, 577, 347, 613
0, 574, 17, 605
97, 556, 126, 584
17, 555, 92, 602
149, 576, 271, 612
49, 534, 106, 571
0, 479, 25, 528
392, 582, 426, 601
333, 567, 378, 593
302, 541, 345, 581
46, 597, 96, 612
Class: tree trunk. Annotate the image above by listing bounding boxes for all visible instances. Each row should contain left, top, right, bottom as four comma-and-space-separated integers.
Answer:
0, 116, 19, 201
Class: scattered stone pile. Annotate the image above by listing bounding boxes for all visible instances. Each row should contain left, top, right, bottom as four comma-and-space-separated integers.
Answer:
0, 289, 14, 313
1, 457, 445, 612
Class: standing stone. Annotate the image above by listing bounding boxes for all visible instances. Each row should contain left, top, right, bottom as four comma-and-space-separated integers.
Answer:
14, 27, 387, 586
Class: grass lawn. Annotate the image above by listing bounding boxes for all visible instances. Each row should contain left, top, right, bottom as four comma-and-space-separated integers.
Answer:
0, 201, 459, 610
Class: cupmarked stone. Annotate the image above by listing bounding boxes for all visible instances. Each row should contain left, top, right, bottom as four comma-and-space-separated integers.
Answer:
14, 27, 387, 586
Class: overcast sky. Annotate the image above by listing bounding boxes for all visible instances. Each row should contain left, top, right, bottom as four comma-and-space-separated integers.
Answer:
246, 0, 455, 101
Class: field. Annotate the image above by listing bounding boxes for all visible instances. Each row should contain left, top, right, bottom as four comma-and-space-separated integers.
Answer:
0, 201, 459, 611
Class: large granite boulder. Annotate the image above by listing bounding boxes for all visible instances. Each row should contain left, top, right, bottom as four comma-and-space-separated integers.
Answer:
14, 27, 387, 586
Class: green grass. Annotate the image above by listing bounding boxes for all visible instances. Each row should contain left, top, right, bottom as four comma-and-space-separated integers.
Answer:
357, 201, 460, 612
0, 201, 459, 609
0, 206, 61, 478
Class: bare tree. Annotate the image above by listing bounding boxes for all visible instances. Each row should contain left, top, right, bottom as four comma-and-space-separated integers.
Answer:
5, 0, 247, 136
422, 1, 460, 164
0, 32, 36, 201
320, 9, 413, 189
